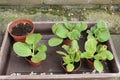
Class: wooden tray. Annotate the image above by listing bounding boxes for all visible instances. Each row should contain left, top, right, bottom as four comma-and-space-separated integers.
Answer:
0, 22, 120, 80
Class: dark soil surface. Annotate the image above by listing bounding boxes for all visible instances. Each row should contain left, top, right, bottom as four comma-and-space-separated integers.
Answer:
11, 22, 33, 36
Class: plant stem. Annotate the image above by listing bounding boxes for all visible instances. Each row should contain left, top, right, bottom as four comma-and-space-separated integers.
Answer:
32, 44, 35, 57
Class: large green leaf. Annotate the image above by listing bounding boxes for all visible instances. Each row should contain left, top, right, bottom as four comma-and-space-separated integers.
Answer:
67, 30, 80, 40
95, 29, 110, 42
64, 18, 72, 30
66, 63, 74, 72
94, 52, 107, 60
85, 38, 97, 53
74, 22, 87, 32
48, 37, 63, 47
52, 23, 68, 38
26, 34, 42, 44
13, 42, 31, 57
105, 50, 113, 60
96, 20, 106, 29
82, 52, 94, 59
94, 60, 103, 73
36, 44, 47, 52
31, 51, 46, 63
63, 56, 71, 64
62, 45, 70, 53
93, 21, 110, 42
71, 40, 79, 50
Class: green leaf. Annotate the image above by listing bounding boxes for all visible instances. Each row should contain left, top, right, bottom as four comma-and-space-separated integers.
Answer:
67, 30, 80, 40
66, 63, 74, 72
90, 25, 97, 33
95, 29, 110, 42
85, 38, 97, 53
62, 45, 70, 53
94, 52, 107, 60
56, 51, 67, 56
75, 22, 87, 32
31, 51, 46, 63
87, 30, 94, 39
94, 60, 103, 73
71, 40, 79, 50
48, 37, 63, 47
96, 45, 103, 52
97, 20, 106, 29
63, 56, 71, 64
93, 21, 110, 42
36, 44, 47, 52
26, 34, 42, 45
52, 23, 68, 38
106, 50, 114, 60
13, 42, 31, 57
82, 52, 94, 59
64, 18, 72, 30
74, 52, 81, 62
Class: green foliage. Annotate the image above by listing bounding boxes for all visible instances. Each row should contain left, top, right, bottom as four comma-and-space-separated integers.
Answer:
48, 37, 63, 47
94, 60, 103, 73
13, 42, 31, 57
31, 51, 46, 63
13, 33, 47, 63
85, 37, 97, 53
90, 20, 110, 42
48, 18, 87, 47
66, 63, 74, 72
83, 39, 113, 73
52, 23, 68, 38
56, 40, 81, 72
82, 20, 113, 73
26, 34, 42, 44
94, 45, 114, 61
67, 30, 80, 40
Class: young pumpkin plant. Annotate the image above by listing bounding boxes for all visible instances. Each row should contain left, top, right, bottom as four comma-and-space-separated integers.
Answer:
56, 40, 81, 72
13, 33, 47, 63
81, 27, 113, 73
90, 20, 110, 42
48, 18, 87, 47
94, 45, 113, 73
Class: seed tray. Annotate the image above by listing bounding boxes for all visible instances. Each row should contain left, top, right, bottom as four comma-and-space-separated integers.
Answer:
0, 22, 120, 80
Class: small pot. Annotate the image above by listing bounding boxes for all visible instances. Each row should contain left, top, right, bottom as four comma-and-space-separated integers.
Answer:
62, 38, 72, 46
61, 61, 82, 73
8, 19, 34, 42
25, 58, 41, 67
86, 59, 94, 69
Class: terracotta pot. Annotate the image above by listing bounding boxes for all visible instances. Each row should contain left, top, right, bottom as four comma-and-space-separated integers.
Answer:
86, 59, 94, 69
25, 58, 41, 67
62, 38, 72, 46
61, 61, 82, 73
8, 19, 34, 42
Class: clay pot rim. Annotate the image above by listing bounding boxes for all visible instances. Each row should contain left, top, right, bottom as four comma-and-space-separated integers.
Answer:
25, 57, 41, 67
7, 19, 34, 37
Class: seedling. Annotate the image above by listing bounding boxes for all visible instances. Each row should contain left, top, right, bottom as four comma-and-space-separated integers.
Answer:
13, 33, 47, 63
57, 40, 81, 72
89, 20, 110, 42
48, 18, 87, 47
81, 22, 113, 73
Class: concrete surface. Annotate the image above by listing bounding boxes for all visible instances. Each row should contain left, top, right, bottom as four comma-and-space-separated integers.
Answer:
0, 0, 120, 5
